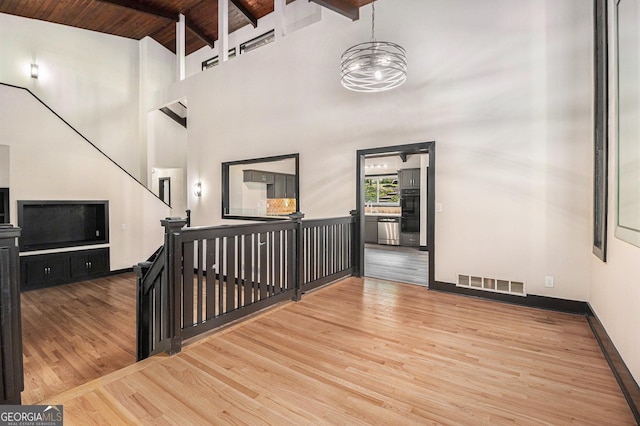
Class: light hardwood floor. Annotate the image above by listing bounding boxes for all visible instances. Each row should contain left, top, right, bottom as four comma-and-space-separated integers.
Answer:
20, 273, 137, 404
41, 277, 634, 425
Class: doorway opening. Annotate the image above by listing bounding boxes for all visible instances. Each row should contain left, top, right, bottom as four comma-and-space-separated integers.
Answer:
159, 177, 171, 205
356, 142, 435, 287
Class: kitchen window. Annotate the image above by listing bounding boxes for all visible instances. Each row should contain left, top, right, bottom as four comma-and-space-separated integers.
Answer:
365, 175, 399, 205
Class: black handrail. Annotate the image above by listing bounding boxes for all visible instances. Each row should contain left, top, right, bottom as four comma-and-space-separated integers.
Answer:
0, 82, 167, 206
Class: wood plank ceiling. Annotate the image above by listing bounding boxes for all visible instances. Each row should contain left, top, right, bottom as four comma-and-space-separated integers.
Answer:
0, 0, 373, 55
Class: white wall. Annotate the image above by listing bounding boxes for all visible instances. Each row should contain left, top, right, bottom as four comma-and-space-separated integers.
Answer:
166, 0, 592, 301
589, 0, 640, 385
147, 109, 188, 182
0, 85, 169, 270
0, 14, 175, 183
140, 38, 179, 186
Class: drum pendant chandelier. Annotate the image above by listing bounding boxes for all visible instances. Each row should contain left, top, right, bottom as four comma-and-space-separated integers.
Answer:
340, 1, 407, 92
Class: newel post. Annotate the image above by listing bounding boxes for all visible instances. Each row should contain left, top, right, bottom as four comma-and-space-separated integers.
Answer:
350, 210, 360, 277
161, 217, 187, 355
0, 224, 23, 405
289, 212, 305, 301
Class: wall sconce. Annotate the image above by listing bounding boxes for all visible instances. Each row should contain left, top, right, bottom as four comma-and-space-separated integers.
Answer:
30, 64, 39, 79
193, 181, 202, 197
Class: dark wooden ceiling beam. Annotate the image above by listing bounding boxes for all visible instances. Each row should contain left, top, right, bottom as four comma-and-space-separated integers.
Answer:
95, 0, 214, 49
186, 21, 215, 48
309, 0, 359, 21
94, 0, 177, 21
229, 0, 258, 28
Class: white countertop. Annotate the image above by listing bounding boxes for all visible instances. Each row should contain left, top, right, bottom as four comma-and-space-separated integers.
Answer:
365, 213, 401, 217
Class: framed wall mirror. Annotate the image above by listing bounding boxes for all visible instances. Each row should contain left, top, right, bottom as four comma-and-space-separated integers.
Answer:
615, 0, 640, 248
593, 0, 608, 261
222, 153, 299, 221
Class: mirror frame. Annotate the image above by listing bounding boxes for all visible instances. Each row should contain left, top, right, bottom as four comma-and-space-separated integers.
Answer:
221, 153, 300, 221
614, 0, 640, 248
593, 0, 608, 261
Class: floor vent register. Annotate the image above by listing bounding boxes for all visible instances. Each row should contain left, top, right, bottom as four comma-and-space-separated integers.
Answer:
457, 274, 526, 296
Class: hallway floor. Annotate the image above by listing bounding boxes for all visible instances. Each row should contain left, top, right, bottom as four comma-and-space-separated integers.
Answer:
364, 243, 428, 285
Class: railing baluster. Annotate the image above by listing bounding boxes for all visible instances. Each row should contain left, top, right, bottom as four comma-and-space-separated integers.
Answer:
243, 234, 253, 306
236, 235, 243, 308
218, 237, 225, 317
259, 232, 268, 301
206, 238, 216, 320
253, 233, 260, 302
274, 230, 281, 295
183, 241, 195, 328
226, 236, 236, 313
197, 239, 204, 324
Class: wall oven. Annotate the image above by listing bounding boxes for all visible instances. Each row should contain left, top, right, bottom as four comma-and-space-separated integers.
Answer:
401, 189, 420, 233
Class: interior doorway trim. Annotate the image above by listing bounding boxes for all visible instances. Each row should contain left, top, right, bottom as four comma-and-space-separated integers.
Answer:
356, 141, 436, 286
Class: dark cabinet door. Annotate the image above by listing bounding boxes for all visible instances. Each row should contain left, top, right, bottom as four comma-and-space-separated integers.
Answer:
69, 254, 90, 280
399, 170, 412, 189
21, 254, 69, 290
399, 169, 420, 189
70, 249, 109, 280
274, 174, 286, 198
285, 175, 296, 198
267, 174, 296, 199
243, 170, 274, 184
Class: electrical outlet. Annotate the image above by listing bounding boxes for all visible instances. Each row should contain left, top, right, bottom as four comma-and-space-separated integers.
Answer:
545, 276, 554, 288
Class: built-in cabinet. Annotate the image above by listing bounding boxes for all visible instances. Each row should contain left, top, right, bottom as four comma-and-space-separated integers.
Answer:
243, 169, 275, 184
17, 200, 112, 291
244, 169, 296, 199
267, 174, 296, 198
20, 248, 110, 291
398, 168, 420, 189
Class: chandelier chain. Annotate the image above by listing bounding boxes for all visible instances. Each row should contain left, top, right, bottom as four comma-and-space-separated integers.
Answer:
371, 1, 376, 41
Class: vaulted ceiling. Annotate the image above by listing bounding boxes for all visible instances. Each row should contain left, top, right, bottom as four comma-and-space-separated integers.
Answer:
0, 0, 373, 55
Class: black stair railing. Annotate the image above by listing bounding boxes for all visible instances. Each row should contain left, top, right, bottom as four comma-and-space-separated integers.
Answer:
136, 211, 359, 361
